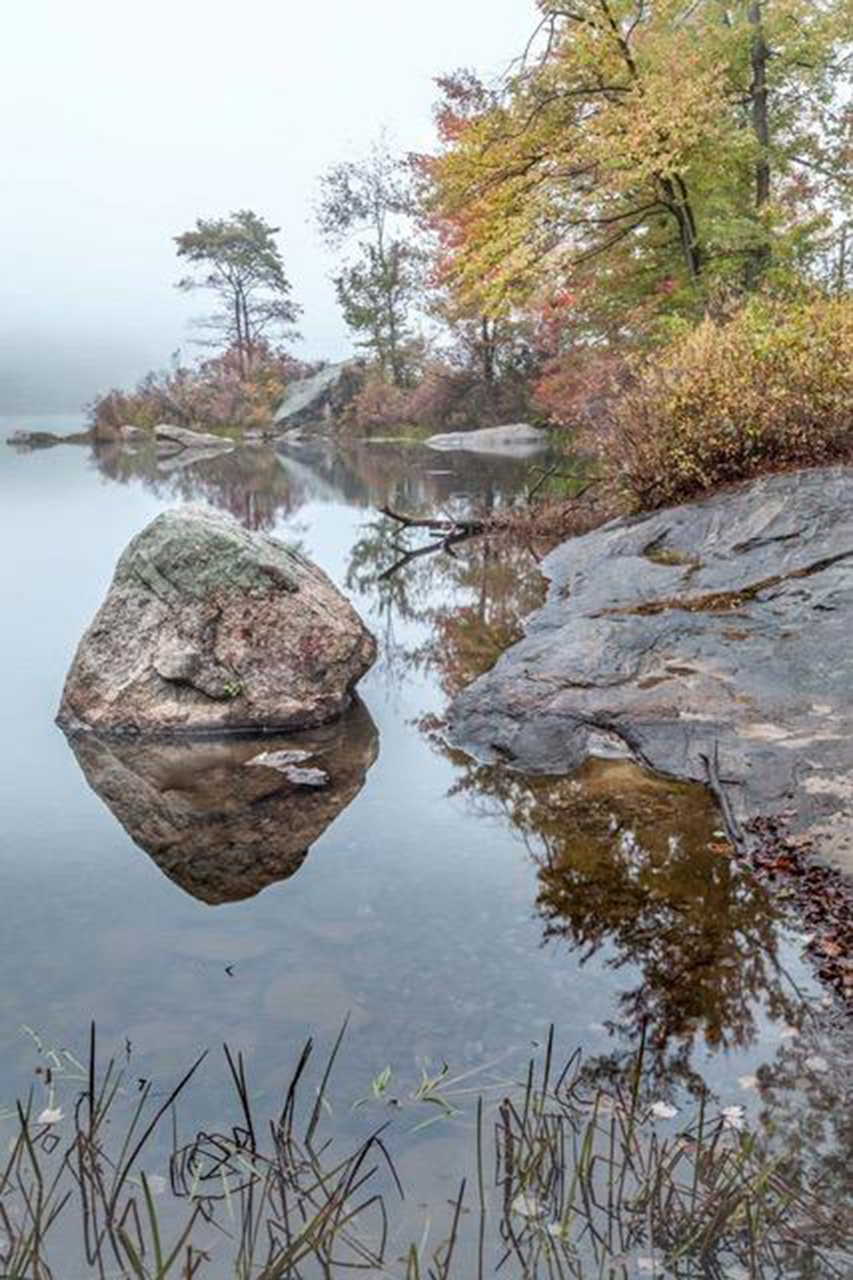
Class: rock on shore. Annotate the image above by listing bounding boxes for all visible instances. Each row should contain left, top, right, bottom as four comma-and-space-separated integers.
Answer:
274, 362, 363, 430
448, 466, 853, 872
58, 505, 376, 736
154, 423, 233, 452
426, 423, 547, 457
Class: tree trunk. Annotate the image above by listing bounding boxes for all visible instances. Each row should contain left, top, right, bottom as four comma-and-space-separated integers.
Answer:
233, 293, 246, 378
481, 317, 497, 387
745, 0, 771, 288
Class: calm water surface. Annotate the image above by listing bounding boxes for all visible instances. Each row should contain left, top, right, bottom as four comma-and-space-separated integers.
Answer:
1, 416, 852, 1274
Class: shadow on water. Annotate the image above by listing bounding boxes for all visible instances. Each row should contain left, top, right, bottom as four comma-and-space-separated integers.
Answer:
65, 700, 378, 904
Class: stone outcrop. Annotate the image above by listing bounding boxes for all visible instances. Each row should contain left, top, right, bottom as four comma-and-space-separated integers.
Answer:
426, 423, 548, 457
449, 466, 853, 873
67, 701, 378, 903
58, 505, 376, 736
154, 423, 233, 452
273, 362, 363, 430
7, 428, 93, 450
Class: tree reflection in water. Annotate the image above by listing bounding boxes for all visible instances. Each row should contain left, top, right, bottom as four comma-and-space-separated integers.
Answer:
444, 753, 803, 1096
348, 511, 807, 1097
348, 512, 547, 691
93, 441, 308, 531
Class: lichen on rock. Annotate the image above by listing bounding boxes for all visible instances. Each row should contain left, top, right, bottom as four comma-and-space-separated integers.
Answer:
58, 504, 376, 736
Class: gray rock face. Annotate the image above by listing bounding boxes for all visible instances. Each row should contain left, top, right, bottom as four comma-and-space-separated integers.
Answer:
449, 466, 853, 872
66, 700, 378, 903
154, 423, 233, 452
58, 505, 376, 736
274, 362, 363, 430
426, 423, 548, 457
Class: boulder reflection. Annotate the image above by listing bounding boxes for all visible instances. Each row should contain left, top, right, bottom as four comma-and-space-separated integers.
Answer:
66, 700, 378, 904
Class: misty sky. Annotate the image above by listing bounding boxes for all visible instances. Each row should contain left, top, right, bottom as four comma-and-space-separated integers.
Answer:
1, 0, 532, 413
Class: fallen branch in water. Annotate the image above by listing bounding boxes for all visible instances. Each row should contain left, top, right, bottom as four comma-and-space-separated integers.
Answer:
378, 529, 479, 580
378, 504, 485, 535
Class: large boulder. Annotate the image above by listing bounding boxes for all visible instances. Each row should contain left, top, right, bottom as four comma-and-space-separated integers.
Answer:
57, 505, 376, 736
448, 466, 853, 873
426, 423, 548, 457
66, 700, 378, 903
273, 361, 363, 430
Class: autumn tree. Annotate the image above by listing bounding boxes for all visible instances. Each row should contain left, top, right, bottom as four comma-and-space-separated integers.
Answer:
318, 138, 425, 386
426, 1, 853, 339
175, 211, 302, 376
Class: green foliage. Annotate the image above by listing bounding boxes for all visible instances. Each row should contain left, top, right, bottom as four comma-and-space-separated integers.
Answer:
606, 295, 853, 509
427, 0, 853, 336
175, 210, 301, 373
318, 137, 425, 386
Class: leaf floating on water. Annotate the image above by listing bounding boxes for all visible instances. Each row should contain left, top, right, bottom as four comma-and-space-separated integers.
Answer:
650, 1100, 679, 1119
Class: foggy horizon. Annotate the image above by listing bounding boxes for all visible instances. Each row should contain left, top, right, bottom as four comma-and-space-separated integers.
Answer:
1, 0, 531, 414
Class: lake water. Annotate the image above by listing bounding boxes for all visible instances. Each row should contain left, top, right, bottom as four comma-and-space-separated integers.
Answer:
1, 417, 852, 1276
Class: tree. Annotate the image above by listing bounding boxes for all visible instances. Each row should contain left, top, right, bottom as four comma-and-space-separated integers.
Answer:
175, 211, 302, 376
426, 1, 853, 339
318, 138, 425, 386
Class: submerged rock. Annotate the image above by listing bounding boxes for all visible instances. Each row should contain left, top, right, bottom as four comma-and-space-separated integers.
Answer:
273, 362, 363, 430
448, 466, 853, 873
426, 423, 548, 457
66, 701, 378, 903
57, 505, 376, 735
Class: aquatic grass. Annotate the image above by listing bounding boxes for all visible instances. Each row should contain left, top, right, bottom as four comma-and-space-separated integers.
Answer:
0, 1024, 850, 1277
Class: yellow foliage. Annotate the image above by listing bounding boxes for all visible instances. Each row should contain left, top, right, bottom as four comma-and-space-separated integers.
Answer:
606, 296, 853, 509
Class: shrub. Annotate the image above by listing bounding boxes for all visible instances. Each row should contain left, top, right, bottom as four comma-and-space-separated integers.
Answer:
533, 348, 627, 430
90, 345, 311, 439
345, 360, 535, 433
345, 374, 412, 430
604, 297, 853, 511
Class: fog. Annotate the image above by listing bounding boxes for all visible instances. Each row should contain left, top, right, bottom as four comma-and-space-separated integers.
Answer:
0, 0, 531, 413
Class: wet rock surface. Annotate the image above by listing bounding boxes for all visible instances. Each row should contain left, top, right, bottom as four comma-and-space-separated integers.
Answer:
66, 700, 378, 903
449, 466, 853, 873
58, 505, 376, 735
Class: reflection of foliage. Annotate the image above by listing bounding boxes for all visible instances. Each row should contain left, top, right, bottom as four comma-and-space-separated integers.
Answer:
753, 1022, 853, 1236
347, 516, 546, 692
435, 749, 804, 1097
350, 493, 804, 1093
93, 443, 305, 532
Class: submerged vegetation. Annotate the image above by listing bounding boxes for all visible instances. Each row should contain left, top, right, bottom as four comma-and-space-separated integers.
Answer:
2, 1023, 852, 1279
